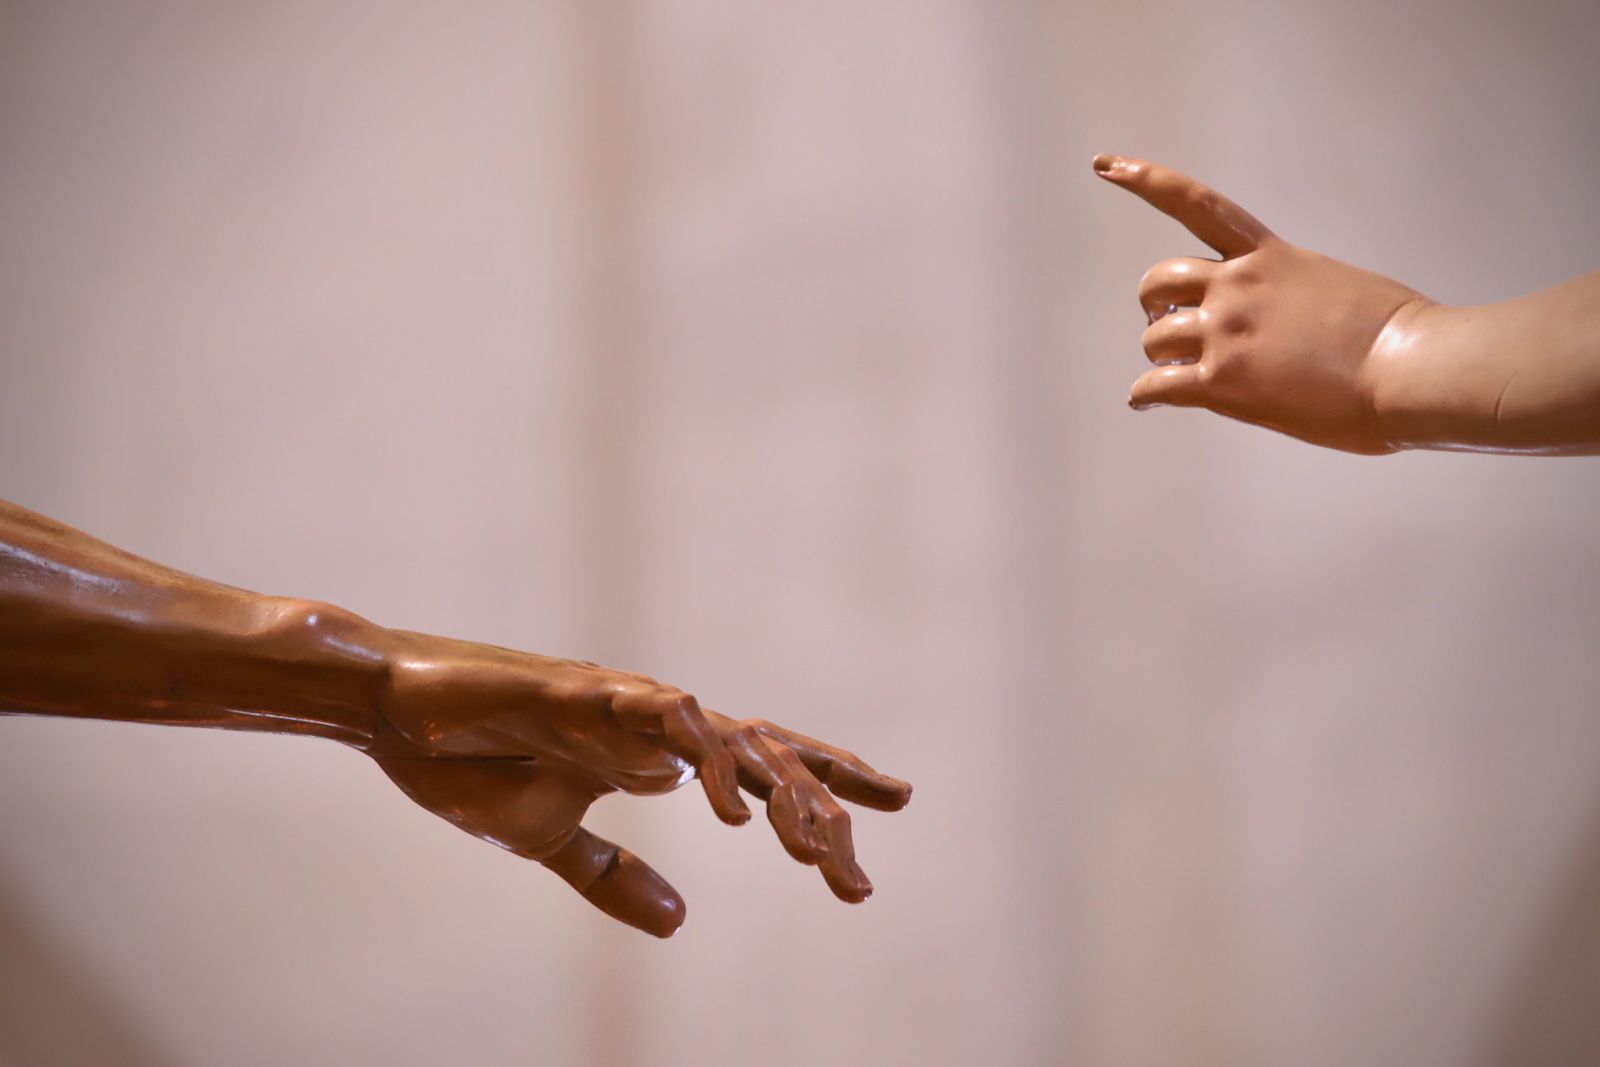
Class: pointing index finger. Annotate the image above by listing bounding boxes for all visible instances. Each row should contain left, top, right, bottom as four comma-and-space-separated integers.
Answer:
1093, 154, 1272, 258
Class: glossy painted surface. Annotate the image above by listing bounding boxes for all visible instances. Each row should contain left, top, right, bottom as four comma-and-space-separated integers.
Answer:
1095, 155, 1600, 455
0, 499, 910, 937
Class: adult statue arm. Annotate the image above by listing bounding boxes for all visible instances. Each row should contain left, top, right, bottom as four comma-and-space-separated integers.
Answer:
1093, 154, 1600, 455
0, 498, 909, 937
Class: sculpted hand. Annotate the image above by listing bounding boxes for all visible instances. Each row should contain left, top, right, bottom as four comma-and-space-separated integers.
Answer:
0, 494, 913, 938
369, 635, 911, 936
1094, 154, 1428, 454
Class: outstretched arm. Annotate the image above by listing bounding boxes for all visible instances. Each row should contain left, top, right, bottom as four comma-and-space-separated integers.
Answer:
0, 499, 910, 936
1093, 154, 1600, 455
0, 499, 384, 742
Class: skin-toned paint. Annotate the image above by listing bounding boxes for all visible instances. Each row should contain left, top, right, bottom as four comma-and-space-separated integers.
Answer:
1095, 155, 1600, 456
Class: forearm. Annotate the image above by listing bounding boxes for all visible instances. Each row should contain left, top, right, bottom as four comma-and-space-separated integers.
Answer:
0, 500, 385, 746
1369, 270, 1600, 454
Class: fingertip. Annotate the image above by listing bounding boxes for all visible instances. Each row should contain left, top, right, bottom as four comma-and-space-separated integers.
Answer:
1093, 154, 1147, 184
797, 843, 829, 866
819, 856, 875, 904
766, 790, 826, 862
700, 753, 750, 825
717, 787, 752, 826
862, 778, 913, 811
841, 873, 874, 904
622, 889, 685, 938
784, 832, 829, 866
648, 894, 687, 939
728, 782, 752, 823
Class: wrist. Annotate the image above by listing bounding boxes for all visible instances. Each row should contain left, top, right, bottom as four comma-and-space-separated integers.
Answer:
1364, 296, 1572, 454
234, 598, 390, 746
1364, 297, 1468, 452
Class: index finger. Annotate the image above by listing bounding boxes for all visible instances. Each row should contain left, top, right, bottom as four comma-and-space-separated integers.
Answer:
1092, 154, 1272, 258
747, 719, 912, 812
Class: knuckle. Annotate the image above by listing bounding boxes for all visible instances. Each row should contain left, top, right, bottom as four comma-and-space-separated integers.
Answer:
1217, 307, 1253, 337
817, 808, 851, 835
1222, 258, 1263, 287
665, 692, 701, 717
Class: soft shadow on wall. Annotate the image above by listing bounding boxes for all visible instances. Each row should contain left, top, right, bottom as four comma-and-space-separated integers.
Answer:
1491, 802, 1600, 1067
0, 872, 163, 1067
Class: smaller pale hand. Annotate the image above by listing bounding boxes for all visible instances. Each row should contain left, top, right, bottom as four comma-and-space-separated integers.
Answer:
1094, 154, 1429, 454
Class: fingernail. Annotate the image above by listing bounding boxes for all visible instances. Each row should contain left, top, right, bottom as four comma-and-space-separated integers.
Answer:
639, 894, 686, 939
1092, 153, 1118, 175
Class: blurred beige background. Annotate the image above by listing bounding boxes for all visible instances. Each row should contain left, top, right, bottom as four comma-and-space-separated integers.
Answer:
2, 2, 1599, 1065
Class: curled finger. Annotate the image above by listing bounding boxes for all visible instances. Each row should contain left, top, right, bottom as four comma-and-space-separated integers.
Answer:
704, 710, 825, 864
1141, 309, 1205, 366
807, 789, 873, 904
614, 686, 750, 826
1139, 257, 1216, 321
1130, 362, 1209, 410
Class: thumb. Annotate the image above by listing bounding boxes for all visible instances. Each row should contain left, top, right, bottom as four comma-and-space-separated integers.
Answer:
542, 827, 687, 938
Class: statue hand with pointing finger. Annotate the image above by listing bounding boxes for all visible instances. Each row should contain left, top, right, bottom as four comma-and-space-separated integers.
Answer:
1094, 154, 1600, 456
